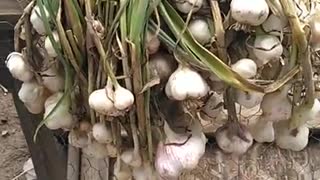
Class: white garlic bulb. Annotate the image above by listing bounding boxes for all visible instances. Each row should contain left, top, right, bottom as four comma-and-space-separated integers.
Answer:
308, 13, 320, 51
92, 123, 113, 144
188, 18, 212, 45
6, 52, 33, 82
113, 86, 135, 110
121, 149, 142, 168
44, 31, 60, 58
235, 90, 264, 109
82, 140, 109, 159
262, 14, 288, 36
231, 58, 257, 79
41, 65, 64, 93
89, 89, 115, 115
145, 31, 160, 54
165, 65, 209, 101
30, 5, 49, 35
175, 0, 203, 14
249, 117, 275, 143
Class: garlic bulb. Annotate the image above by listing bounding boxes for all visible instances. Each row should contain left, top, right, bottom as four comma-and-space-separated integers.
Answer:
231, 58, 257, 79
30, 5, 49, 35
89, 89, 115, 115
121, 149, 142, 168
44, 92, 74, 130
82, 140, 109, 159
175, 0, 203, 14
260, 87, 291, 122
252, 34, 283, 66
230, 0, 269, 26
155, 121, 206, 179
291, 99, 320, 129
262, 14, 288, 36
113, 158, 132, 180
18, 80, 47, 114
6, 52, 33, 82
113, 86, 135, 110
133, 163, 157, 180
249, 117, 275, 143
274, 120, 309, 151
68, 128, 89, 148
235, 90, 264, 109
145, 31, 160, 55
92, 123, 113, 144
188, 18, 212, 45
41, 65, 64, 93
149, 53, 177, 83
165, 65, 209, 101
308, 13, 320, 51
44, 31, 60, 58
215, 122, 253, 155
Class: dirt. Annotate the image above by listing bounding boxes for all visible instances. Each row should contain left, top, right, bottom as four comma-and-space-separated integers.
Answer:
0, 93, 29, 180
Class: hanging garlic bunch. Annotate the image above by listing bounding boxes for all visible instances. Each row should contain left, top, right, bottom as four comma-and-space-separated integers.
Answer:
6, 52, 33, 82
40, 64, 64, 93
30, 5, 50, 35
155, 120, 206, 179
188, 18, 212, 45
249, 116, 275, 143
165, 65, 209, 101
174, 0, 203, 14
44, 31, 60, 58
18, 80, 48, 114
44, 92, 74, 130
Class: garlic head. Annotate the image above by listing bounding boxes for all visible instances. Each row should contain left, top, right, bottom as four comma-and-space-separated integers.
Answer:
249, 116, 275, 143
145, 31, 160, 54
235, 90, 264, 109
41, 65, 64, 93
113, 86, 135, 110
92, 123, 113, 144
6, 52, 33, 82
188, 18, 212, 45
175, 0, 203, 14
44, 31, 60, 58
30, 5, 49, 35
231, 58, 257, 79
89, 89, 115, 115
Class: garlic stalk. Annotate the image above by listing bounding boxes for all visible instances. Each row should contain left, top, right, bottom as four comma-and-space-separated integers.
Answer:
30, 5, 49, 35
165, 65, 209, 101
44, 92, 74, 130
41, 64, 64, 93
6, 52, 33, 82
92, 122, 113, 144
18, 80, 48, 114
249, 116, 275, 143
174, 0, 203, 14
188, 18, 212, 45
44, 31, 60, 58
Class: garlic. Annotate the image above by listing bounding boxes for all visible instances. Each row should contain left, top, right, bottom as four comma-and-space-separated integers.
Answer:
44, 92, 74, 130
308, 13, 320, 51
149, 53, 177, 83
249, 116, 275, 143
113, 85, 135, 110
18, 80, 47, 114
68, 128, 89, 148
6, 52, 33, 82
231, 58, 257, 79
113, 157, 132, 180
155, 121, 206, 179
132, 162, 157, 180
235, 90, 264, 109
290, 99, 320, 129
260, 86, 292, 122
262, 14, 288, 36
230, 0, 269, 26
274, 120, 309, 151
44, 31, 60, 58
82, 140, 109, 159
188, 18, 212, 45
215, 122, 253, 155
30, 5, 49, 35
89, 89, 115, 115
165, 65, 209, 101
145, 31, 160, 54
20, 25, 26, 40
175, 0, 203, 14
252, 34, 283, 66
41, 65, 64, 93
106, 143, 117, 158
92, 122, 113, 144
121, 149, 142, 168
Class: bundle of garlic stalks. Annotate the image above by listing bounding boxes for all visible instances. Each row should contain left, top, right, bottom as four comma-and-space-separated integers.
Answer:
6, 0, 320, 179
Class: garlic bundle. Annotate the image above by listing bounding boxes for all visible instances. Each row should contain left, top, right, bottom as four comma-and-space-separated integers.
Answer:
113, 157, 132, 180
252, 34, 283, 66
188, 18, 212, 45
215, 122, 253, 155
89, 89, 115, 115
260, 86, 292, 122
165, 65, 209, 101
175, 0, 203, 14
6, 52, 33, 82
18, 80, 48, 114
44, 92, 74, 130
92, 122, 113, 144
230, 0, 269, 27
235, 90, 264, 109
274, 120, 309, 151
149, 53, 177, 83
231, 58, 257, 79
41, 65, 64, 93
249, 117, 275, 143
261, 14, 288, 36
145, 31, 160, 55
44, 31, 60, 58
82, 140, 109, 159
155, 121, 206, 179
30, 5, 49, 35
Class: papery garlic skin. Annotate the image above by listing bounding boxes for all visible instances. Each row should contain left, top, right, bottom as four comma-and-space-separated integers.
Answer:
18, 80, 47, 114
253, 35, 283, 66
82, 140, 109, 159
274, 121, 309, 151
230, 0, 269, 26
44, 31, 60, 58
305, 99, 320, 128
200, 92, 224, 121
165, 65, 209, 101
121, 149, 142, 168
249, 117, 275, 143
41, 65, 64, 93
188, 18, 212, 45
146, 31, 160, 55
175, 0, 203, 14
92, 123, 113, 144
114, 86, 135, 110
6, 52, 33, 82
235, 90, 264, 109
89, 89, 114, 115
44, 92, 74, 130
231, 58, 257, 79
262, 14, 288, 36
308, 13, 320, 51
30, 5, 49, 35
149, 53, 177, 83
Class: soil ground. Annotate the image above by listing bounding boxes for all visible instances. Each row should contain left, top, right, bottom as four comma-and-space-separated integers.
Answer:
0, 93, 29, 180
